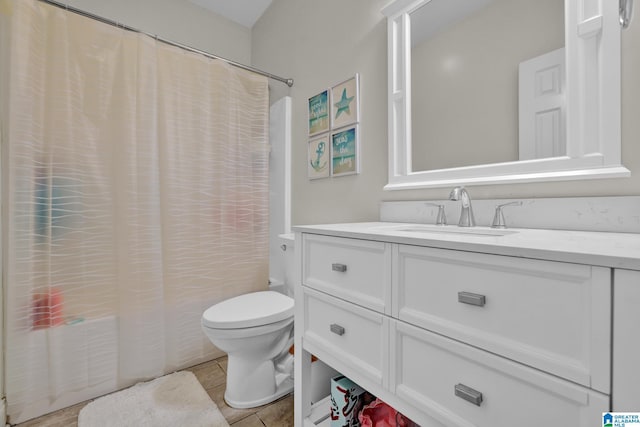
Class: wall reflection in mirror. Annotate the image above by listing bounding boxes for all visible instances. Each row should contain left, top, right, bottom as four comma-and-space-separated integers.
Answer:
410, 0, 564, 172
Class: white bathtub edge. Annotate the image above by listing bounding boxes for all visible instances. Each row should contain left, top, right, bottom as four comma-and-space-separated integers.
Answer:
1, 397, 7, 426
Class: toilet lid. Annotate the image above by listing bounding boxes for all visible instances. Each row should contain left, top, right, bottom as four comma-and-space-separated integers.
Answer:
202, 291, 294, 329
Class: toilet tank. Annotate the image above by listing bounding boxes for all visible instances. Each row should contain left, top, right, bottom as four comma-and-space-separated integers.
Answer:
269, 233, 295, 297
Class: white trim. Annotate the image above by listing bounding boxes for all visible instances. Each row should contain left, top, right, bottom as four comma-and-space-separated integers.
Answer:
282, 97, 292, 234
269, 96, 292, 287
384, 165, 630, 190
382, 0, 627, 190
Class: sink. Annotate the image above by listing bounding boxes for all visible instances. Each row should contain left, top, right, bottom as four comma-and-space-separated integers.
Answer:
392, 224, 518, 237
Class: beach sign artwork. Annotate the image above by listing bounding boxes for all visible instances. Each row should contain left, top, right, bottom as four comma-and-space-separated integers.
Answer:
331, 126, 358, 176
308, 90, 329, 135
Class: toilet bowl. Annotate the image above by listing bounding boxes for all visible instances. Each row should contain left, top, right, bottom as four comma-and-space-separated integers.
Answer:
201, 290, 295, 408
202, 234, 337, 408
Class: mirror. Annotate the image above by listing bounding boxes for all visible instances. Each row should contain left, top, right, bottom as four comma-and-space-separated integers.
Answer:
382, 0, 629, 190
411, 0, 564, 171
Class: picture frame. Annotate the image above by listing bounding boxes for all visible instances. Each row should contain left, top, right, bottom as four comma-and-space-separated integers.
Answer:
308, 133, 330, 180
331, 125, 359, 177
330, 74, 359, 129
308, 89, 330, 136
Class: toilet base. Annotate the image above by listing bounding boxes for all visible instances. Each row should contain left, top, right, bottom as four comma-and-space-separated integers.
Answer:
223, 350, 294, 409
224, 374, 293, 409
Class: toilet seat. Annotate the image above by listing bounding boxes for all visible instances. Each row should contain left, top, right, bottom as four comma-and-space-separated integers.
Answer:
202, 291, 294, 329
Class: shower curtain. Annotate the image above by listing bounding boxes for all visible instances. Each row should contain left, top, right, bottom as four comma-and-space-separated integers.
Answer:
1, 0, 270, 422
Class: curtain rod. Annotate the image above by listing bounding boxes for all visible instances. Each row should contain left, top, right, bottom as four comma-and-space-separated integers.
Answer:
36, 0, 295, 87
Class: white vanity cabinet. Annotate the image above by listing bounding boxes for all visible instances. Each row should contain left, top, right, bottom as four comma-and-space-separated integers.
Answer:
391, 321, 607, 426
612, 269, 640, 411
393, 244, 611, 392
302, 286, 390, 389
294, 229, 615, 427
302, 234, 392, 314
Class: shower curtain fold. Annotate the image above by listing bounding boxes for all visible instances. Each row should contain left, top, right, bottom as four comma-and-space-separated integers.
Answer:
2, 0, 270, 423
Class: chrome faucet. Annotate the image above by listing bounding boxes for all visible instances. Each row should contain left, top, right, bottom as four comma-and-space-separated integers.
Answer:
424, 202, 447, 226
449, 186, 475, 227
491, 201, 523, 228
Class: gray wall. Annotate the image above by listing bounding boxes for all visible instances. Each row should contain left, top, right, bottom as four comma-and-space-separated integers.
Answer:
252, 0, 640, 227
64, 0, 251, 64
252, 0, 390, 225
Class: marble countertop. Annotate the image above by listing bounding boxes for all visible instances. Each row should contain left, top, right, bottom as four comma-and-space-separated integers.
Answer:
293, 222, 640, 271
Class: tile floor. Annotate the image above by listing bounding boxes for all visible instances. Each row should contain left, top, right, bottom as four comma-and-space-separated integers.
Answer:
13, 355, 294, 427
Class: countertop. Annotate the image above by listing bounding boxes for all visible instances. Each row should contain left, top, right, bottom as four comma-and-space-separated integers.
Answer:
293, 222, 640, 271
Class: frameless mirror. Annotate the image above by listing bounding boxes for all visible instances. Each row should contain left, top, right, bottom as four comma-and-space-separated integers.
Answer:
382, 0, 629, 190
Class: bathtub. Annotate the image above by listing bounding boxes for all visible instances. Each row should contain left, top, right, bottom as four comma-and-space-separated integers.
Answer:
8, 305, 222, 424
7, 315, 118, 424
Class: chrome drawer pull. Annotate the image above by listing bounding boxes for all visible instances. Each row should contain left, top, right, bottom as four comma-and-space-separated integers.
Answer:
458, 291, 486, 307
332, 263, 347, 272
330, 324, 345, 336
454, 383, 483, 406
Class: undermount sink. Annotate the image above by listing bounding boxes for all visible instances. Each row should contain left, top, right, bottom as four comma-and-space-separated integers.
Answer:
393, 224, 518, 237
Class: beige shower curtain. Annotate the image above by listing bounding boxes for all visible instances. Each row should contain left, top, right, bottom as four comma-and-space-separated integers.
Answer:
1, 0, 269, 423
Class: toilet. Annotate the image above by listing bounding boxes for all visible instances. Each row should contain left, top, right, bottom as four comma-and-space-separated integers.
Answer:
201, 234, 296, 408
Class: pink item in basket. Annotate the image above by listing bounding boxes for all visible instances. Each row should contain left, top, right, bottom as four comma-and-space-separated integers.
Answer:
358, 398, 418, 427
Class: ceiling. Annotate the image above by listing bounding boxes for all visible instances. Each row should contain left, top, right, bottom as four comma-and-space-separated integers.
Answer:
188, 0, 273, 28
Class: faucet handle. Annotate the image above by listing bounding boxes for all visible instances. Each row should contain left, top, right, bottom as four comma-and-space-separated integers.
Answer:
491, 201, 523, 229
425, 202, 447, 226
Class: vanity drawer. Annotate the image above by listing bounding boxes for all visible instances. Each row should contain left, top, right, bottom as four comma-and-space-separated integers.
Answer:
393, 244, 611, 392
303, 234, 391, 314
302, 287, 389, 387
391, 320, 609, 427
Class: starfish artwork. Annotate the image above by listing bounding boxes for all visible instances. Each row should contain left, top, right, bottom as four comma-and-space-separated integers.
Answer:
334, 88, 354, 119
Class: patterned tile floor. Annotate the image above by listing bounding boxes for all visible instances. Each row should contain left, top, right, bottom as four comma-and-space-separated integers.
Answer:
14, 356, 294, 427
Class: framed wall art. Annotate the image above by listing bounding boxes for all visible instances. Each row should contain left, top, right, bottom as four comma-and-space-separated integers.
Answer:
308, 133, 330, 179
331, 125, 359, 177
331, 74, 359, 129
308, 89, 330, 136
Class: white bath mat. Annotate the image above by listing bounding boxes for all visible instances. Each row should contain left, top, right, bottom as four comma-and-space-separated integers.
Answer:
78, 371, 229, 427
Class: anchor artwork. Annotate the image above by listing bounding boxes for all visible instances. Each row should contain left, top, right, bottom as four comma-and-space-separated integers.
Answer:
308, 134, 330, 179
